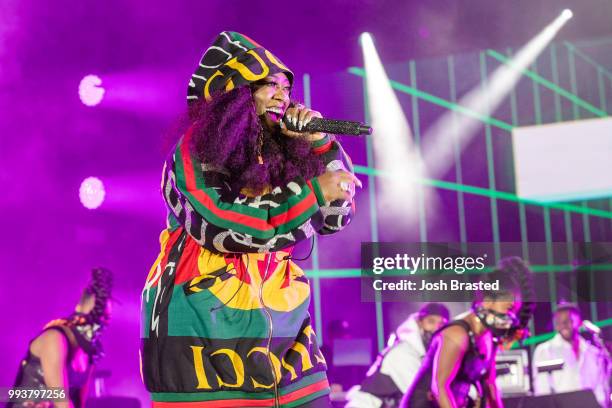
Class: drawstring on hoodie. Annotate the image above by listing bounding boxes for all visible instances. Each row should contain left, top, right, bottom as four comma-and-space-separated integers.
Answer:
259, 253, 281, 407
207, 252, 282, 407
282, 236, 315, 262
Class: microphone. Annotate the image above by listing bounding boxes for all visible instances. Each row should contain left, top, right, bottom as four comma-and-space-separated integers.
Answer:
536, 359, 564, 373
580, 320, 608, 352
283, 116, 372, 136
582, 320, 601, 335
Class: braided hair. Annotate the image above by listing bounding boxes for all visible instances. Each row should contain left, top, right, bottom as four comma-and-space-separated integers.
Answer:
86, 267, 113, 324
476, 256, 536, 342
43, 267, 114, 363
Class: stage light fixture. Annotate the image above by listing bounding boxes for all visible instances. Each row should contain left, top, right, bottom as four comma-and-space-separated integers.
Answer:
561, 9, 573, 20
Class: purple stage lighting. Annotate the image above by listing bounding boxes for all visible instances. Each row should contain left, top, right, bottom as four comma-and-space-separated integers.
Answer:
79, 74, 105, 106
418, 26, 430, 39
79, 177, 106, 209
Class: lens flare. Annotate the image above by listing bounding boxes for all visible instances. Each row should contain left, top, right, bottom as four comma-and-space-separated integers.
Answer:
79, 177, 106, 209
79, 74, 105, 106
561, 9, 573, 20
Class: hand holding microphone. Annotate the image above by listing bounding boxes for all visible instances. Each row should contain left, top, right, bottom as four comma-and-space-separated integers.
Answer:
279, 103, 365, 202
280, 103, 372, 138
582, 320, 601, 336
279, 103, 326, 142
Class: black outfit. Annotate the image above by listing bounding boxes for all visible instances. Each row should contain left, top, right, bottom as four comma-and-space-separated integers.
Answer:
10, 268, 112, 408
360, 372, 404, 407
9, 326, 92, 408
401, 320, 492, 408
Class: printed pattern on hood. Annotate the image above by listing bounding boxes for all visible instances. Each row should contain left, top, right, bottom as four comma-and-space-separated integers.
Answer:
188, 31, 294, 103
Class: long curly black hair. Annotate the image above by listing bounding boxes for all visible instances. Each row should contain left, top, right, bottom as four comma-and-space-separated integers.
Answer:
185, 86, 325, 195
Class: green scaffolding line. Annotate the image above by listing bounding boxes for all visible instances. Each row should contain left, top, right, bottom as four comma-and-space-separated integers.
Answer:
507, 48, 530, 258
342, 42, 610, 353
549, 45, 579, 304
305, 263, 612, 279
486, 50, 608, 117
359, 66, 386, 351
507, 46, 536, 346
448, 55, 468, 245
531, 58, 558, 309
349, 59, 611, 221
564, 45, 598, 320
348, 67, 514, 131
571, 36, 612, 48
598, 69, 608, 114
479, 52, 501, 262
519, 318, 612, 347
550, 44, 564, 122
565, 41, 612, 80
409, 60, 429, 242
352, 165, 612, 220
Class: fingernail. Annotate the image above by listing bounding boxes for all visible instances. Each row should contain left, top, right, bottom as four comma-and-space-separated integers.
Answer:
293, 117, 298, 127
298, 121, 303, 130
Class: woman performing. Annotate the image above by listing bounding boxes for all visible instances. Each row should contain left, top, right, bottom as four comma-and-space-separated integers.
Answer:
401, 257, 535, 408
9, 267, 113, 408
140, 32, 360, 408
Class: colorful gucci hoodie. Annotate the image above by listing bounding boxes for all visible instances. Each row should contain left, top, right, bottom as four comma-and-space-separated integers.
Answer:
140, 32, 356, 408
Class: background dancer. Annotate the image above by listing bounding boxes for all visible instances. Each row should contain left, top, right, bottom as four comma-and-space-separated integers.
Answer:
401, 257, 535, 408
9, 267, 113, 408
346, 303, 450, 408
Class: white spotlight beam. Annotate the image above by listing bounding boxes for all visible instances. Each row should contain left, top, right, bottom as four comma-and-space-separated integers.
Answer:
360, 33, 430, 226
421, 10, 573, 178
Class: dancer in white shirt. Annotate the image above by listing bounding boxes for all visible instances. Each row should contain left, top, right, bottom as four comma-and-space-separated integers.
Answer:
345, 303, 450, 408
533, 303, 611, 407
